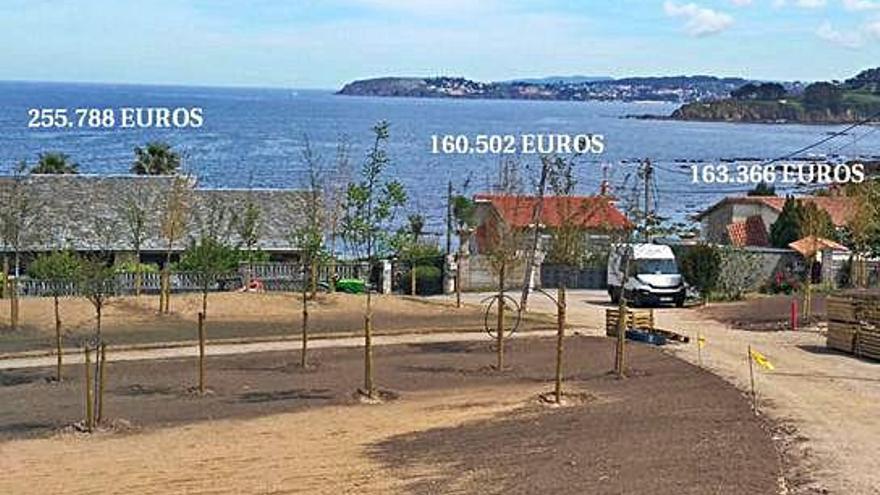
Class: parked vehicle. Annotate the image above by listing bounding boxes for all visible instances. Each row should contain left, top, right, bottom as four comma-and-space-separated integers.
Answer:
607, 243, 686, 307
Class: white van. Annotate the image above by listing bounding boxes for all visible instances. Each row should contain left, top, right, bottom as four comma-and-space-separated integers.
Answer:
607, 243, 686, 307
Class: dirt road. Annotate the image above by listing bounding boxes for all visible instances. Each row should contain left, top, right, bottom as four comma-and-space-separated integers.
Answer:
445, 290, 880, 494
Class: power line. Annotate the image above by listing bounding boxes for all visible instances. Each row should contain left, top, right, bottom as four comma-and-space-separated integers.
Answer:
763, 108, 880, 166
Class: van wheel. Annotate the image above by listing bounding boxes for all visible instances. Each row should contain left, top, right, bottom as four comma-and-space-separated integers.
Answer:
675, 297, 685, 308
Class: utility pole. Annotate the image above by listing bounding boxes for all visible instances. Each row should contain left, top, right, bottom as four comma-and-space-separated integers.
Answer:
643, 159, 653, 242
446, 180, 453, 256
520, 160, 550, 313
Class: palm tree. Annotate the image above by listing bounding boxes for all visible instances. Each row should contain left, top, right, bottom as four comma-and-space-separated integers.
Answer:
31, 152, 79, 174
132, 142, 181, 175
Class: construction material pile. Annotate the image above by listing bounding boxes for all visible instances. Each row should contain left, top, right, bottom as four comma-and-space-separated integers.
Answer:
827, 292, 880, 360
605, 308, 655, 337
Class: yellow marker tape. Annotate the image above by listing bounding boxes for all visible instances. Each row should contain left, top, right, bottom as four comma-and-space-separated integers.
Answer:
750, 348, 774, 371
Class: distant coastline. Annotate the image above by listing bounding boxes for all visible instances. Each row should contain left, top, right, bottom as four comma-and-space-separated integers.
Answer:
336, 75, 753, 104
339, 68, 880, 125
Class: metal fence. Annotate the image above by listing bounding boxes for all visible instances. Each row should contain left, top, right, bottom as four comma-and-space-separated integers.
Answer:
13, 261, 371, 298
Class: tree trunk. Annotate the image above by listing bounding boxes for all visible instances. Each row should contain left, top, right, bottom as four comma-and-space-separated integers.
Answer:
202, 289, 208, 319
198, 311, 206, 395
363, 289, 374, 397
55, 295, 63, 381
554, 284, 566, 404
84, 346, 93, 432
310, 260, 318, 300
496, 264, 506, 372
1, 255, 7, 300
410, 264, 417, 296
301, 282, 309, 368
135, 249, 142, 297
615, 293, 627, 378
10, 277, 18, 331
96, 343, 106, 424
96, 305, 102, 340
455, 254, 462, 309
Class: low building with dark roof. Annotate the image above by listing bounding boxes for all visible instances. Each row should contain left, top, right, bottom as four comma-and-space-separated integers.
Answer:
0, 174, 307, 268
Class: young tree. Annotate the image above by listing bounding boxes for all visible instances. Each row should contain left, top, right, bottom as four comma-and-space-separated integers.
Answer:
159, 176, 193, 313
231, 191, 264, 292
841, 180, 879, 287
79, 256, 116, 340
121, 184, 153, 296
325, 138, 353, 292
341, 121, 407, 399
452, 195, 477, 307
799, 202, 834, 318
28, 250, 81, 381
31, 152, 79, 174
0, 162, 42, 329
132, 142, 181, 175
289, 136, 330, 369
485, 157, 527, 371
397, 213, 426, 296
543, 154, 583, 403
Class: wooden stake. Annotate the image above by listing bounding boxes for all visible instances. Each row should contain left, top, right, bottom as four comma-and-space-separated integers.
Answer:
697, 333, 703, 368
97, 342, 106, 424
615, 298, 627, 378
748, 345, 757, 413
9, 277, 19, 331
301, 282, 309, 368
496, 265, 506, 372
198, 312, 206, 395
84, 346, 93, 432
554, 285, 566, 404
364, 290, 374, 398
55, 295, 63, 382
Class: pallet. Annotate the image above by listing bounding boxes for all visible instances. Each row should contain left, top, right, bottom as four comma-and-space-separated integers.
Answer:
606, 308, 654, 337
825, 293, 880, 359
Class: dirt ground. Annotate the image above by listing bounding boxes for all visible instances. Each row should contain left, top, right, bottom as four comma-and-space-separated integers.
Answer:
0, 337, 781, 494
444, 290, 880, 494
0, 292, 547, 354
699, 294, 827, 331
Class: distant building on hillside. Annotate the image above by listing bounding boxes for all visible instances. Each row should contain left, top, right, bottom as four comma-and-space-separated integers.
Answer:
696, 196, 855, 246
0, 174, 307, 271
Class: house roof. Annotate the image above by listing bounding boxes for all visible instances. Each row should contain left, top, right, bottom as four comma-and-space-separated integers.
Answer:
474, 194, 631, 230
788, 235, 849, 257
696, 196, 856, 227
726, 215, 769, 247
0, 175, 307, 252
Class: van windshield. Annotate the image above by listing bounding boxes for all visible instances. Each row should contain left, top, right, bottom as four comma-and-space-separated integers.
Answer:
635, 259, 679, 275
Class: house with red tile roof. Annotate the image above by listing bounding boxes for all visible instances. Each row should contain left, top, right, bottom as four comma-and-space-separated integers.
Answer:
696, 196, 855, 246
471, 194, 631, 255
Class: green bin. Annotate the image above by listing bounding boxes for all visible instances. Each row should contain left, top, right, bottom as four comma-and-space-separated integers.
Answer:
336, 278, 365, 294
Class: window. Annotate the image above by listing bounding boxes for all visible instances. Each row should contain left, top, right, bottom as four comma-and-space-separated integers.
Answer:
635, 259, 679, 275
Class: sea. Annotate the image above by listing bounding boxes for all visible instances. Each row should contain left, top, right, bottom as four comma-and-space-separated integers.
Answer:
2, 81, 879, 236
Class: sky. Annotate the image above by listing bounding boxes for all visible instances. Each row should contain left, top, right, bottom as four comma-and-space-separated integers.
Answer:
2, 0, 880, 88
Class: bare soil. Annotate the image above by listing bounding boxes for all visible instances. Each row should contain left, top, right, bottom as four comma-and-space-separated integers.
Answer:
0, 292, 546, 354
0, 337, 781, 494
699, 294, 827, 331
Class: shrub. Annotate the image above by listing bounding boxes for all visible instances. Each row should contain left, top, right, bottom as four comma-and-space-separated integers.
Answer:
716, 247, 763, 300
413, 265, 442, 294
763, 270, 801, 295
679, 244, 721, 303
114, 261, 159, 274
